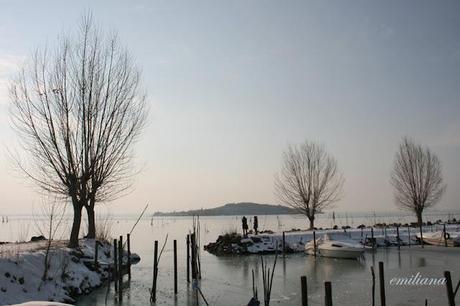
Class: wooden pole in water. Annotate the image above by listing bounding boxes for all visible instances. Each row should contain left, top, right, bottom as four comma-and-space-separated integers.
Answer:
396, 226, 400, 250
186, 234, 190, 283
151, 240, 158, 303
443, 224, 448, 247
94, 240, 98, 268
174, 239, 178, 295
419, 224, 424, 248
301, 276, 308, 306
118, 236, 123, 301
313, 231, 317, 257
113, 238, 118, 292
371, 266, 375, 306
444, 271, 455, 306
191, 233, 197, 280
384, 226, 387, 248
371, 228, 375, 249
282, 231, 286, 256
324, 281, 332, 306
407, 226, 411, 247
127, 233, 131, 280
378, 261, 386, 306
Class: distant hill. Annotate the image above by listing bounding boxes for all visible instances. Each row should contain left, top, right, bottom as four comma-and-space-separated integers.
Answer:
153, 202, 298, 216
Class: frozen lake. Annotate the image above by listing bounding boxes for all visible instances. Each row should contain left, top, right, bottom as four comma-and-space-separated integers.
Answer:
1, 213, 459, 305
77, 214, 459, 306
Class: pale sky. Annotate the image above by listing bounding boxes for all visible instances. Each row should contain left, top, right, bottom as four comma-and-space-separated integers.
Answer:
0, 1, 459, 215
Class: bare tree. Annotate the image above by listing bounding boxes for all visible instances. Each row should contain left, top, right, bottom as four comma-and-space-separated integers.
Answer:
275, 141, 344, 229
390, 137, 446, 226
9, 14, 147, 247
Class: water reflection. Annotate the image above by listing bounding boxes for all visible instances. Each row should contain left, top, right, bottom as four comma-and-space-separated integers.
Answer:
9, 215, 451, 306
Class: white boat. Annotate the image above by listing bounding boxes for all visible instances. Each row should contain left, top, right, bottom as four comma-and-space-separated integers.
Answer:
416, 231, 460, 247
305, 234, 365, 259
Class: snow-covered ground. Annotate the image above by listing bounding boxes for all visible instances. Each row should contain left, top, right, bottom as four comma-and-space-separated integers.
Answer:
0, 239, 124, 305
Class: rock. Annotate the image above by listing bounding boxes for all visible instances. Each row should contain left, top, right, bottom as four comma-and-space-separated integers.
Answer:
30, 235, 47, 242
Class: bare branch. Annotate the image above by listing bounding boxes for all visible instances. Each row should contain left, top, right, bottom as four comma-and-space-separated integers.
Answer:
390, 137, 446, 225
275, 141, 344, 229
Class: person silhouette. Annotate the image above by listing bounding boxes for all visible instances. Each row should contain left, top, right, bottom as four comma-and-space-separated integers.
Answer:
253, 216, 258, 235
242, 216, 248, 237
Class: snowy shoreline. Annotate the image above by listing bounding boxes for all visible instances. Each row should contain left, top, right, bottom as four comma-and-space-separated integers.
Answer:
0, 239, 137, 305
204, 224, 460, 255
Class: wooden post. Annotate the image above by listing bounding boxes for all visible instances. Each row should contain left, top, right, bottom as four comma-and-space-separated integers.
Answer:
396, 226, 400, 250
324, 281, 332, 306
191, 233, 197, 280
94, 240, 99, 268
118, 236, 123, 301
186, 235, 190, 283
371, 266, 375, 306
384, 226, 387, 248
174, 239, 178, 295
371, 228, 375, 249
407, 226, 411, 247
443, 224, 448, 247
313, 231, 317, 257
378, 261, 386, 306
444, 271, 455, 306
113, 239, 118, 292
127, 233, 131, 280
419, 224, 424, 248
151, 240, 158, 303
301, 276, 308, 306
282, 231, 286, 256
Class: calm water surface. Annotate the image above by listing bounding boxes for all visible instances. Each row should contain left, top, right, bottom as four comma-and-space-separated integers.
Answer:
72, 215, 459, 306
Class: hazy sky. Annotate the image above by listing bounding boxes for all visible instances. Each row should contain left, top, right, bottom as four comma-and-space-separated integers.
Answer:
0, 1, 459, 215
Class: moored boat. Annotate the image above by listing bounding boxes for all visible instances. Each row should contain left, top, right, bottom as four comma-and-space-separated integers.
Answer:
305, 234, 365, 259
416, 231, 460, 247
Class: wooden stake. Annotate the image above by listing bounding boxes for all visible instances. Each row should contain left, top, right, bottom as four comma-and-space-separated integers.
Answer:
282, 231, 286, 256
174, 239, 178, 295
443, 224, 448, 247
191, 233, 197, 280
301, 276, 308, 306
127, 233, 131, 280
378, 261, 386, 306
419, 224, 424, 248
407, 226, 411, 247
371, 228, 375, 249
113, 239, 118, 293
118, 236, 123, 301
151, 240, 158, 303
313, 231, 317, 257
371, 266, 375, 306
186, 235, 190, 283
444, 271, 455, 306
324, 281, 332, 306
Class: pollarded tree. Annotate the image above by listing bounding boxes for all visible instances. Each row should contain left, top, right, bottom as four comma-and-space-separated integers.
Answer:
275, 141, 344, 229
9, 14, 147, 247
390, 137, 446, 227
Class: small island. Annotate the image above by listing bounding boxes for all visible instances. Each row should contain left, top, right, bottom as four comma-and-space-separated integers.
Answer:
153, 202, 298, 216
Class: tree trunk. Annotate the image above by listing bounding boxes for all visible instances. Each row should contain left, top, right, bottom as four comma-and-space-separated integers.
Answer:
416, 211, 423, 227
416, 211, 424, 248
85, 205, 96, 239
68, 204, 82, 248
308, 216, 315, 230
